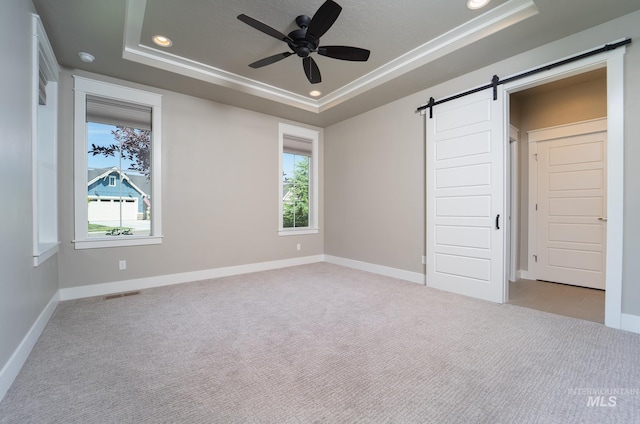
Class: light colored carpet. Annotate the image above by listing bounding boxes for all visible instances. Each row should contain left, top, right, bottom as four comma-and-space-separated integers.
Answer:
1, 263, 639, 423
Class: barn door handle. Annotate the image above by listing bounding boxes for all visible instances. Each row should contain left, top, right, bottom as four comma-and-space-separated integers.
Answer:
495, 214, 500, 230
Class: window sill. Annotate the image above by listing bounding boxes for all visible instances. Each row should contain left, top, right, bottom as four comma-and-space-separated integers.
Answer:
33, 242, 60, 267
278, 228, 319, 236
73, 235, 163, 250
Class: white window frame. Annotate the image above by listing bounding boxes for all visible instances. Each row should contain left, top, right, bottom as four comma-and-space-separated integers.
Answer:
108, 175, 117, 187
73, 76, 163, 249
32, 15, 60, 267
278, 123, 319, 236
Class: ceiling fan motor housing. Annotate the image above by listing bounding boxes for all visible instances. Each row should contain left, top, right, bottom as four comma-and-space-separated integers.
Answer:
288, 16, 319, 58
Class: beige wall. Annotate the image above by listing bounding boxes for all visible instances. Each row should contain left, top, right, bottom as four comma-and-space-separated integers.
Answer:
325, 10, 640, 316
324, 96, 425, 273
0, 0, 59, 377
57, 69, 323, 289
512, 74, 607, 271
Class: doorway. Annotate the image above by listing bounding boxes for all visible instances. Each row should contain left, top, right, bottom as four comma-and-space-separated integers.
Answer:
424, 44, 626, 328
507, 68, 608, 323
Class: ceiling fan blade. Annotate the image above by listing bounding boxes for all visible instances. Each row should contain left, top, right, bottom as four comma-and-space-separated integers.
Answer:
306, 0, 342, 41
303, 56, 321, 84
237, 14, 293, 43
249, 52, 293, 68
318, 46, 370, 61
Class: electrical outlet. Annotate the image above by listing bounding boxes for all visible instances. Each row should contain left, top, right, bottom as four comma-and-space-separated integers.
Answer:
297, 243, 301, 251
119, 260, 127, 270
421, 256, 426, 265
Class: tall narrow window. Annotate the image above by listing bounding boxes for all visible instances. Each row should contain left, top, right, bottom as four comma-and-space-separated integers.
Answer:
74, 77, 162, 249
278, 124, 319, 235
283, 152, 310, 228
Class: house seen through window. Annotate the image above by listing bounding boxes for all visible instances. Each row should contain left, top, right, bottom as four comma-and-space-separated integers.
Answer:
87, 120, 151, 238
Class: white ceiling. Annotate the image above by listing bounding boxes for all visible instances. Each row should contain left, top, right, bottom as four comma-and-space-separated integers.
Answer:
33, 0, 640, 127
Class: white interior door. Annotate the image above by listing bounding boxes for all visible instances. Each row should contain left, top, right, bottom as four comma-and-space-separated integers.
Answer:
426, 89, 505, 303
536, 130, 607, 289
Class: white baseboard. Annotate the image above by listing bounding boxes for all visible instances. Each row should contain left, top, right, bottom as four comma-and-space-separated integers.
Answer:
620, 313, 640, 335
0, 291, 59, 402
59, 254, 425, 301
324, 255, 425, 285
59, 255, 325, 300
517, 270, 534, 280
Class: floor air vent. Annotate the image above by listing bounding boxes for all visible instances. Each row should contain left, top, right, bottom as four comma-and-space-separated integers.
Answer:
103, 291, 141, 300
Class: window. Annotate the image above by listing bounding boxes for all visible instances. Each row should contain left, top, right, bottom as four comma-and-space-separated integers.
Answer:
73, 76, 162, 249
32, 15, 60, 266
283, 151, 310, 228
278, 123, 319, 235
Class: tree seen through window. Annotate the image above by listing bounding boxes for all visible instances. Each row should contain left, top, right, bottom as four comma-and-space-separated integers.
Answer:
282, 152, 309, 228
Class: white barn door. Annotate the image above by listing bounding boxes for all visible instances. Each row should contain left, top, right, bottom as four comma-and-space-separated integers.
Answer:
426, 89, 505, 303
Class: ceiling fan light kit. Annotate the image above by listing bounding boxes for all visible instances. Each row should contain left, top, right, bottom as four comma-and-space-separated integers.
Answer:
237, 0, 370, 84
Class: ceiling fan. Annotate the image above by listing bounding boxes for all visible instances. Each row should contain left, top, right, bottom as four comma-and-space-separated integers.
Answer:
237, 0, 370, 84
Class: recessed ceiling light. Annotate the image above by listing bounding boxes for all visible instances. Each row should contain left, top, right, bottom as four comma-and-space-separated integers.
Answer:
309, 90, 321, 97
78, 52, 95, 63
467, 0, 490, 10
152, 35, 173, 47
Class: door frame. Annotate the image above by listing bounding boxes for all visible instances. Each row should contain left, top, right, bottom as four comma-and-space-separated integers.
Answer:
509, 125, 519, 284
526, 118, 607, 286
501, 46, 625, 329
